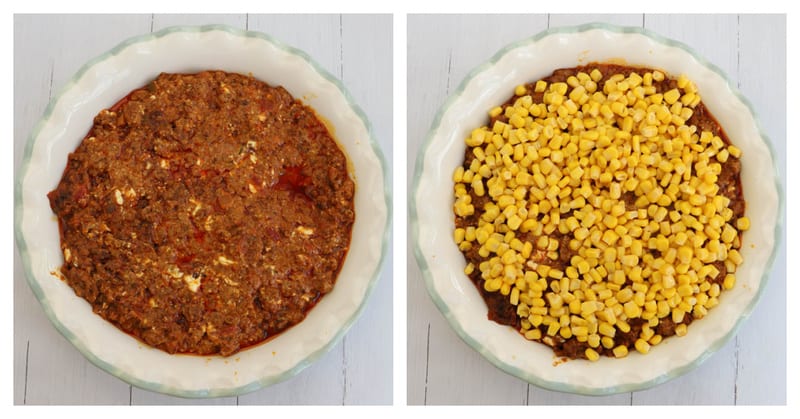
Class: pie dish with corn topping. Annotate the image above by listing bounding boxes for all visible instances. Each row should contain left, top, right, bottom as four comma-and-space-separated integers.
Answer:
412, 24, 780, 394
453, 64, 748, 361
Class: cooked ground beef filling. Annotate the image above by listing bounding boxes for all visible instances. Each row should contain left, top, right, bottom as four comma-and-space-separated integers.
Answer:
48, 71, 355, 356
453, 64, 747, 360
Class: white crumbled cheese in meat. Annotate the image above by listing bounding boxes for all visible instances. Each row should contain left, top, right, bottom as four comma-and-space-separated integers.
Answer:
296, 226, 314, 236
217, 255, 235, 266
184, 274, 201, 292
167, 265, 184, 279
114, 189, 124, 205
189, 198, 202, 216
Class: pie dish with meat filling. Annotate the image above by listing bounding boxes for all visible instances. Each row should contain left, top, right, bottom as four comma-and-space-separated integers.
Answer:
16, 25, 389, 398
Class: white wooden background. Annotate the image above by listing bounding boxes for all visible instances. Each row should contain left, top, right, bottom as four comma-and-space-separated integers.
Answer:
13, 14, 393, 405
408, 14, 786, 405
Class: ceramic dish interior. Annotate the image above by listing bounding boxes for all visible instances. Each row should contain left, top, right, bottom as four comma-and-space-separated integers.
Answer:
411, 23, 781, 395
15, 25, 390, 398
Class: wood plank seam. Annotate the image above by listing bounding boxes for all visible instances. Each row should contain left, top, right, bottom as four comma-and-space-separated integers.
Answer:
343, 335, 348, 405
24, 340, 29, 405
424, 323, 431, 405
339, 15, 344, 80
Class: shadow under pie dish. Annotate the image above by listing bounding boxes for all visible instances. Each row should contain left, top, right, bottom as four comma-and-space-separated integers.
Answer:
412, 23, 780, 394
16, 25, 389, 397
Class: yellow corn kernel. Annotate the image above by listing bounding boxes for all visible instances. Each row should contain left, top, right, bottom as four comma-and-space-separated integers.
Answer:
612, 345, 628, 358
454, 228, 466, 244
559, 326, 573, 339
634, 339, 651, 354
723, 274, 736, 290
581, 333, 599, 349
464, 263, 474, 275
453, 166, 465, 183
570, 325, 588, 337
672, 308, 686, 324
624, 301, 641, 318
598, 322, 616, 338
721, 223, 737, 244
727, 144, 742, 158
736, 216, 750, 231
728, 249, 743, 266
595, 336, 611, 349
524, 328, 542, 340
546, 321, 561, 336
585, 348, 600, 362
674, 323, 688, 337
510, 287, 520, 305
484, 278, 501, 292
649, 334, 663, 346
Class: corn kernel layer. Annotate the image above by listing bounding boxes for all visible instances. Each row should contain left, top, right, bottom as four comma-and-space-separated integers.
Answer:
453, 65, 748, 361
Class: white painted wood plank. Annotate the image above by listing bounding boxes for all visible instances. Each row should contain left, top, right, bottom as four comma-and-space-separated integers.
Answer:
237, 13, 392, 405
46, 14, 154, 96
528, 387, 631, 405
632, 338, 737, 405
408, 14, 547, 405
406, 14, 455, 406
151, 13, 246, 30
131, 390, 235, 405
732, 14, 787, 405
247, 14, 342, 79
549, 13, 643, 28
644, 14, 739, 82
428, 321, 528, 405
13, 14, 58, 405
24, 304, 132, 405
338, 14, 394, 405
14, 14, 152, 405
13, 253, 35, 405
237, 343, 345, 405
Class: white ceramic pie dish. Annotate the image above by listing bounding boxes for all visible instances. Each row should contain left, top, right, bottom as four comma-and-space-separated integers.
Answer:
15, 25, 390, 398
411, 23, 781, 395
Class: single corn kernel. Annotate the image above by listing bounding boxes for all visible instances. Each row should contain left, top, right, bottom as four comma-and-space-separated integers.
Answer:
675, 323, 688, 337
585, 348, 600, 362
723, 274, 736, 290
736, 217, 750, 231
524, 328, 542, 340
464, 263, 474, 275
634, 339, 651, 354
612, 345, 629, 358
